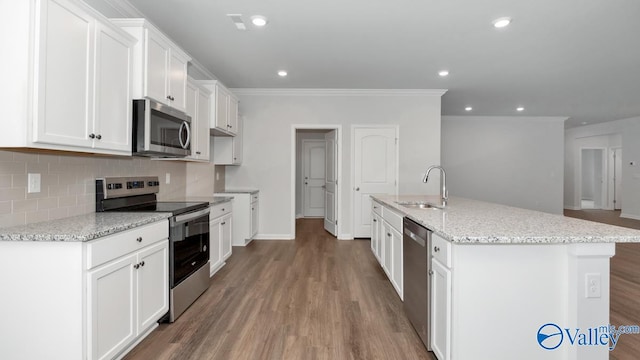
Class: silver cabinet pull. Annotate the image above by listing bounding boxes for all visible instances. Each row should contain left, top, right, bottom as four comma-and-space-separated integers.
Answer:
356, 187, 360, 191
434, 246, 440, 252
136, 237, 142, 242
221, 222, 226, 225
134, 264, 140, 269
140, 261, 145, 267
95, 134, 102, 140
89, 133, 95, 139
428, 270, 434, 276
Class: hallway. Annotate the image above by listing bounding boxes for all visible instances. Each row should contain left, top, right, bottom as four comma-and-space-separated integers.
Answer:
565, 209, 640, 359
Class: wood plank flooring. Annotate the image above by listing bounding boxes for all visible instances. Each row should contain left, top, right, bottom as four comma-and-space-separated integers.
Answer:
564, 209, 640, 360
125, 219, 434, 360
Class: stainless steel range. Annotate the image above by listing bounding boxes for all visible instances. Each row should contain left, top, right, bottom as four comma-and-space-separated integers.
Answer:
96, 176, 210, 322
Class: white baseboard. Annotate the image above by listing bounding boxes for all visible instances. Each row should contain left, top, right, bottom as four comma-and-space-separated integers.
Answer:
209, 262, 225, 277
338, 234, 353, 240
115, 322, 158, 360
620, 212, 640, 220
295, 213, 303, 219
564, 205, 581, 210
255, 233, 295, 240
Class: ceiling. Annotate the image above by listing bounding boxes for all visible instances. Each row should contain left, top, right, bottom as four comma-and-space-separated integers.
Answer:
124, 0, 640, 128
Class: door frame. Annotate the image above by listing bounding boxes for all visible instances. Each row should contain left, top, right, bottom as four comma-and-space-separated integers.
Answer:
301, 139, 327, 217
608, 147, 622, 210
578, 147, 607, 210
291, 125, 343, 238
350, 125, 399, 238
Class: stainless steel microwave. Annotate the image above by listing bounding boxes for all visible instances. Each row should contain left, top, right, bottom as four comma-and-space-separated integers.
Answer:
132, 98, 191, 157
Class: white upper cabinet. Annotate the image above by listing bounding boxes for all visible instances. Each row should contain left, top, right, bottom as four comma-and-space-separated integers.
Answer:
112, 19, 191, 113
178, 78, 210, 162
198, 81, 239, 136
1, 0, 135, 156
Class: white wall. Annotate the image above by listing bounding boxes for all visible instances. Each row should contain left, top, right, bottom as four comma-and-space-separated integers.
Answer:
565, 116, 640, 219
226, 90, 443, 239
442, 116, 566, 214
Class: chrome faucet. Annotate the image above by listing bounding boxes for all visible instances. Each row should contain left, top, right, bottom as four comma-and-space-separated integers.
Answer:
423, 165, 448, 207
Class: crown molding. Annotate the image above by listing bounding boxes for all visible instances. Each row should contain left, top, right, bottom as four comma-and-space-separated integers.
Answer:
102, 0, 145, 17
230, 88, 448, 97
188, 59, 219, 81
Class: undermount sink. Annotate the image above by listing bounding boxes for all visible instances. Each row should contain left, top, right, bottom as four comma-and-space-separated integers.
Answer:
395, 201, 444, 210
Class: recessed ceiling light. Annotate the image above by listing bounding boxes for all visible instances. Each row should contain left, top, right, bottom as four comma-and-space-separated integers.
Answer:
492, 17, 512, 28
251, 15, 268, 27
465, 106, 473, 111
516, 107, 525, 112
277, 70, 288, 77
438, 70, 449, 77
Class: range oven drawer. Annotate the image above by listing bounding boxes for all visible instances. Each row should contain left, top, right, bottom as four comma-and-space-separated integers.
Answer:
86, 220, 168, 270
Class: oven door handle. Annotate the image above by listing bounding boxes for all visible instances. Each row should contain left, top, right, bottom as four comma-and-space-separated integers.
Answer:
172, 207, 210, 224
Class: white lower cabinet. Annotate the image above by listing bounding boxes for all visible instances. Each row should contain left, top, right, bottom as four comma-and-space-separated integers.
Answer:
88, 254, 137, 360
370, 199, 403, 300
214, 191, 259, 246
209, 201, 233, 276
431, 233, 452, 360
86, 222, 169, 360
431, 258, 451, 360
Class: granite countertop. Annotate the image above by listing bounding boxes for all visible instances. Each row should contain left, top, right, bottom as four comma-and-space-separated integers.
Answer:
186, 196, 234, 206
0, 212, 170, 242
371, 195, 640, 244
217, 189, 259, 194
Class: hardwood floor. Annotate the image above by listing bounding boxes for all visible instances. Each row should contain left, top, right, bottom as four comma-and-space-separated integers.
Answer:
125, 219, 434, 360
564, 210, 640, 360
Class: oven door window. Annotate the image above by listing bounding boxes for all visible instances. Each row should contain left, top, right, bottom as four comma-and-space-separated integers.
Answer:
171, 213, 209, 287
150, 108, 191, 151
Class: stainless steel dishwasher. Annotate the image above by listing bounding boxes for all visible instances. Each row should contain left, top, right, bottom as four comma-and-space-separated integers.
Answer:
403, 217, 432, 350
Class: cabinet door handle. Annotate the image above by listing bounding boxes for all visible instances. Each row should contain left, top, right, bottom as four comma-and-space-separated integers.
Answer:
89, 133, 95, 139
252, 207, 255, 210
373, 219, 377, 222
221, 208, 225, 211
196, 151, 201, 155
373, 206, 378, 209
428, 270, 434, 276
134, 264, 140, 269
221, 222, 226, 225
387, 233, 391, 237
95, 134, 102, 140
140, 261, 145, 267
434, 246, 440, 252
136, 237, 142, 242
167, 95, 175, 101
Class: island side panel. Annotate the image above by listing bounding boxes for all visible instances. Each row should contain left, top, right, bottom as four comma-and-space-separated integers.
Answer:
452, 244, 576, 360
566, 243, 615, 360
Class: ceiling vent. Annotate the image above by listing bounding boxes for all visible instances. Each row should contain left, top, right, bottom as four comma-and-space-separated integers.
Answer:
226, 14, 246, 30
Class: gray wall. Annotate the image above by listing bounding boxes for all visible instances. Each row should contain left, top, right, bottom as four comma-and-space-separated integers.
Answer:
442, 116, 566, 214
226, 90, 443, 239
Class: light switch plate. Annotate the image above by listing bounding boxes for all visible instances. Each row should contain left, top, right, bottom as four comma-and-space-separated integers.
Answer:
165, 172, 171, 184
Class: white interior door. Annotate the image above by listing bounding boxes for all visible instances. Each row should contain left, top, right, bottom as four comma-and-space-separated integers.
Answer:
303, 140, 326, 217
614, 148, 622, 210
324, 130, 338, 236
353, 127, 397, 238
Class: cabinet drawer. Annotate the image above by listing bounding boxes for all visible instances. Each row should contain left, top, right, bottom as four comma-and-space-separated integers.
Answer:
210, 202, 232, 219
382, 206, 403, 232
86, 220, 168, 270
372, 201, 382, 216
432, 233, 452, 268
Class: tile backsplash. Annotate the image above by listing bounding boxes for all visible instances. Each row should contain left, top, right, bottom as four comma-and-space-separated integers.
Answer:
0, 150, 188, 228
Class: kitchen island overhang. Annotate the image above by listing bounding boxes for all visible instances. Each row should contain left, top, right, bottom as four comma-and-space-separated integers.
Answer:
372, 194, 640, 360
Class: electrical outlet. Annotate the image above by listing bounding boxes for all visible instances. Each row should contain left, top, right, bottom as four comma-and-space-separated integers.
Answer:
28, 173, 41, 193
585, 273, 601, 298
165, 173, 171, 184
216, 171, 220, 181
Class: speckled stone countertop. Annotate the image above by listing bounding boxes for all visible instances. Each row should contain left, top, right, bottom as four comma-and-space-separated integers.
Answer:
217, 189, 259, 194
186, 196, 234, 205
371, 195, 640, 244
0, 213, 170, 242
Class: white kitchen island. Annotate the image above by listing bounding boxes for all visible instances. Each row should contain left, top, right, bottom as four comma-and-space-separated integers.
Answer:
371, 195, 640, 360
